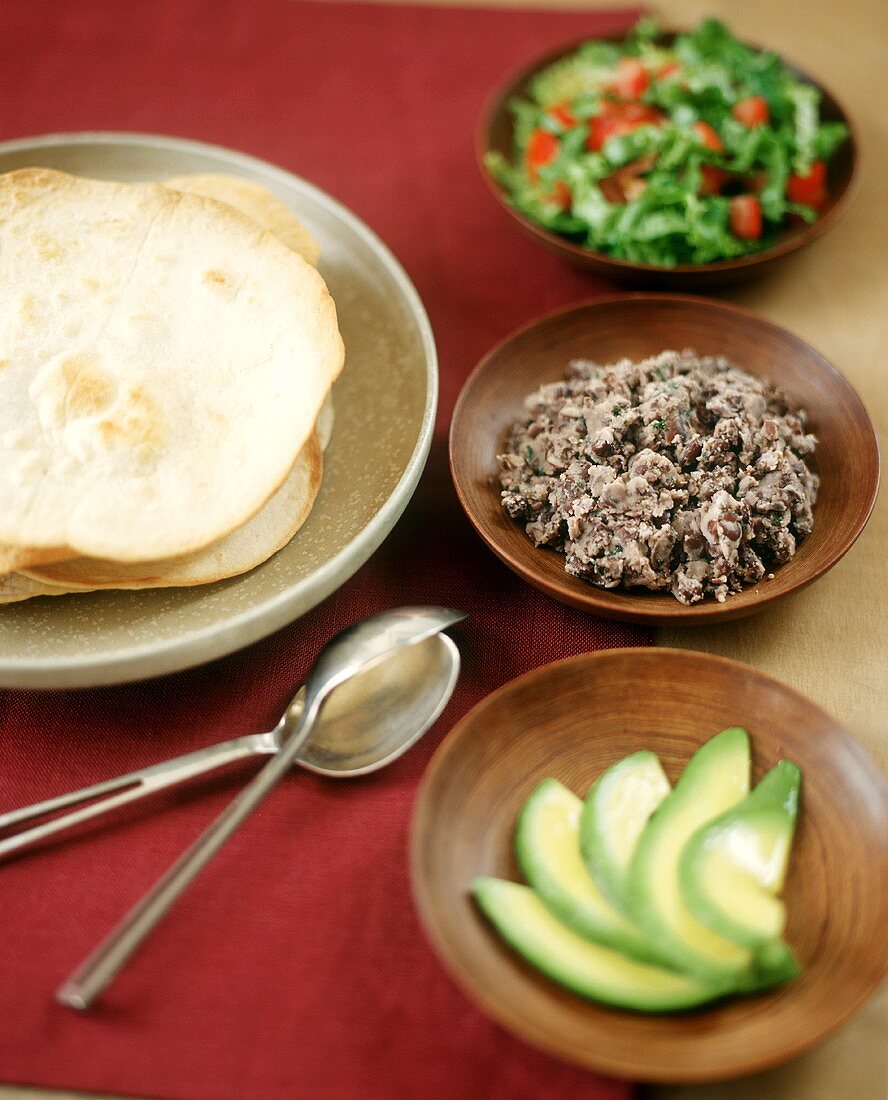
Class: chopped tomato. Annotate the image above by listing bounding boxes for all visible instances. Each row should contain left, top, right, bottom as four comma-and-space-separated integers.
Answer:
548, 103, 577, 129
586, 102, 664, 151
729, 195, 763, 239
612, 101, 663, 124
732, 96, 769, 128
700, 166, 731, 196
525, 128, 559, 181
693, 121, 725, 152
586, 116, 639, 151
548, 180, 572, 210
657, 60, 682, 79
786, 160, 827, 208
612, 56, 649, 100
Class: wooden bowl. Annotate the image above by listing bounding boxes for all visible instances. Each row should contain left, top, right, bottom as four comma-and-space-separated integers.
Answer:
449, 295, 879, 625
410, 648, 888, 1083
477, 31, 859, 289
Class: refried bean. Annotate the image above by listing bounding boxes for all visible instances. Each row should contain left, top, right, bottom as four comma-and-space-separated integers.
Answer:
499, 349, 818, 605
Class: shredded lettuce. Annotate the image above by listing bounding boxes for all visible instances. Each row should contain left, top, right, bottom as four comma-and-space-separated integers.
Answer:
529, 53, 614, 108
786, 83, 819, 174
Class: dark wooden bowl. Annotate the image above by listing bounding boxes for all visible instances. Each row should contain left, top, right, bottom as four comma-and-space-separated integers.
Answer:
411, 648, 888, 1083
477, 31, 859, 289
449, 295, 879, 625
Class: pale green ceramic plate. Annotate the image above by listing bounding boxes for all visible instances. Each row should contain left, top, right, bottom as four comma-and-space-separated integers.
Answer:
0, 133, 437, 688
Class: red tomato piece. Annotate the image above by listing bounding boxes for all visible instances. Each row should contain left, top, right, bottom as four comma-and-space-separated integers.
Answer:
732, 96, 770, 128
700, 166, 731, 196
586, 103, 664, 151
548, 180, 572, 210
586, 116, 638, 151
526, 128, 559, 181
613, 56, 649, 100
548, 103, 577, 129
730, 195, 763, 239
615, 101, 663, 123
693, 121, 725, 152
786, 160, 828, 208
658, 60, 682, 79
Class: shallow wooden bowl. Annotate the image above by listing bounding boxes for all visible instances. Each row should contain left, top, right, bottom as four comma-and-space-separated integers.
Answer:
410, 648, 888, 1083
478, 31, 859, 289
449, 294, 879, 625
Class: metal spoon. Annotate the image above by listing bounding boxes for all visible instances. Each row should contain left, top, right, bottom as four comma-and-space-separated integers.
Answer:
0, 628, 460, 863
48, 604, 465, 1010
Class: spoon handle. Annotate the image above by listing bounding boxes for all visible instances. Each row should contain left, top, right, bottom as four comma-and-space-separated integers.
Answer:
0, 734, 271, 864
56, 711, 317, 1010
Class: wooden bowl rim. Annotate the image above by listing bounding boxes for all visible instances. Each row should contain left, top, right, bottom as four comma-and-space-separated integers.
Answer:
476, 26, 861, 277
411, 646, 888, 1083
449, 293, 881, 624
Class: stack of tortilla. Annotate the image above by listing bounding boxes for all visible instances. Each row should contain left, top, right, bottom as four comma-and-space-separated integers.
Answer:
0, 168, 344, 604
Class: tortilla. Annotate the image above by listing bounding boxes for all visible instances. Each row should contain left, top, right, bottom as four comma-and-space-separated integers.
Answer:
0, 545, 70, 573
164, 174, 335, 446
0, 168, 343, 561
163, 174, 321, 266
0, 572, 68, 605
0, 171, 331, 578
22, 432, 321, 593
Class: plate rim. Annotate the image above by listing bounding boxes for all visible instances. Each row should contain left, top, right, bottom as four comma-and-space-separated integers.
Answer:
0, 131, 438, 688
410, 646, 888, 1083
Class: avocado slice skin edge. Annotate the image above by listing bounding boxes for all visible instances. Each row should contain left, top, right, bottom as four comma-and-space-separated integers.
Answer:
680, 760, 802, 954
472, 877, 731, 1013
625, 727, 759, 983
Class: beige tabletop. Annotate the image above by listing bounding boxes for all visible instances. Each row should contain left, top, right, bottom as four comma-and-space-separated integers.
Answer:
3, 0, 885, 1098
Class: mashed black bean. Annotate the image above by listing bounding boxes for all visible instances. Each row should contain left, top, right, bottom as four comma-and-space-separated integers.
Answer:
499, 350, 818, 604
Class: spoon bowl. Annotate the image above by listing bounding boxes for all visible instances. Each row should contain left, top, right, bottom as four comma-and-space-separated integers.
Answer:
294, 633, 460, 776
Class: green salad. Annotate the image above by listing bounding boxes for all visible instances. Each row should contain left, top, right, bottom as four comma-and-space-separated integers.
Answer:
486, 18, 849, 266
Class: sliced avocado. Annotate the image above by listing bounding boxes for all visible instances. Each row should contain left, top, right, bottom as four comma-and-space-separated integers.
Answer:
473, 877, 729, 1012
515, 779, 657, 962
680, 761, 802, 952
580, 751, 671, 912
626, 727, 756, 983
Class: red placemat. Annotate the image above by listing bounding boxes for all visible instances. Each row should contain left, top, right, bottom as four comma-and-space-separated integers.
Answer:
0, 2, 648, 1098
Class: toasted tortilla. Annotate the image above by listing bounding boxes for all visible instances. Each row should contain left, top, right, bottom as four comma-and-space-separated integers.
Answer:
162, 174, 321, 266
21, 432, 321, 593
0, 572, 68, 605
0, 168, 342, 561
0, 545, 70, 574
0, 171, 331, 577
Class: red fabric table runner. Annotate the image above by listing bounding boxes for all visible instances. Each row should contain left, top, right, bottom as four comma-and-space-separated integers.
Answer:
0, 3, 648, 1097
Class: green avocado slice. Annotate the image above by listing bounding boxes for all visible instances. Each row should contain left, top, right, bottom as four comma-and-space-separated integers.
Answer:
626, 727, 756, 983
580, 750, 671, 913
473, 877, 729, 1013
515, 778, 658, 962
680, 760, 802, 952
